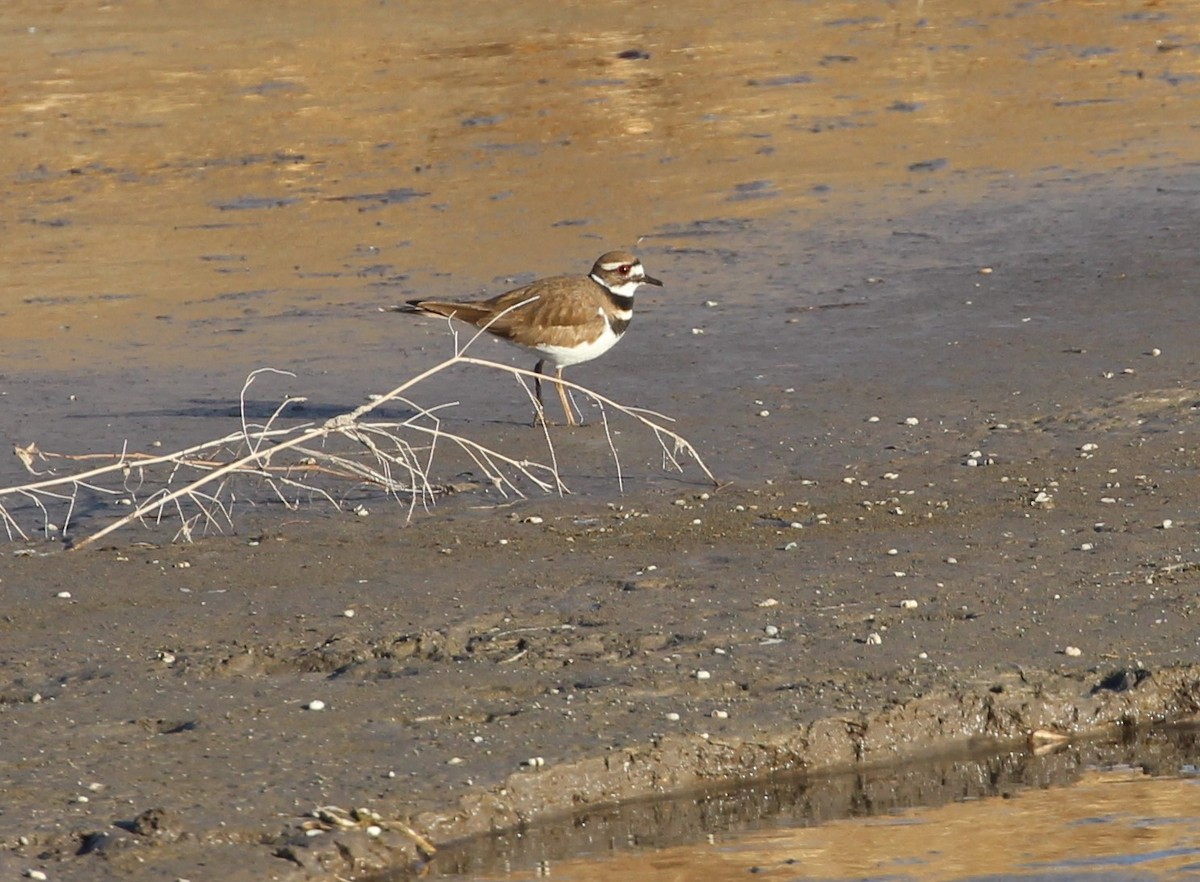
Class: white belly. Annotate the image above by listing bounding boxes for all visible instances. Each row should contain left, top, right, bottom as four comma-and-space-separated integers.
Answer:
534, 322, 622, 368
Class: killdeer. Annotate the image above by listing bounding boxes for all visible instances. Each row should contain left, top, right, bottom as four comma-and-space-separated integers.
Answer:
392, 251, 662, 425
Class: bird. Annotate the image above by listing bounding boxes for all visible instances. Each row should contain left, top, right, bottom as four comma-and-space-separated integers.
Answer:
391, 250, 662, 426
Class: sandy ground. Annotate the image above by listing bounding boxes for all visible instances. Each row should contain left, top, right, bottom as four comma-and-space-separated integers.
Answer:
3, 1, 1200, 879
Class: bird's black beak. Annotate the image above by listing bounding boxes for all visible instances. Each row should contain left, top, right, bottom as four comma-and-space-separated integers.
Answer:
643, 274, 663, 287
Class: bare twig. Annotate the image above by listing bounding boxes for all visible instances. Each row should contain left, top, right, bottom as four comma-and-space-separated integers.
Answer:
1, 347, 716, 550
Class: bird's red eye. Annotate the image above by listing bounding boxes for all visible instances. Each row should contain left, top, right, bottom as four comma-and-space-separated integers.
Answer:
619, 264, 632, 274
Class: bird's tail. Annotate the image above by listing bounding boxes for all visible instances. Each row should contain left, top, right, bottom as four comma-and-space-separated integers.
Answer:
383, 301, 431, 315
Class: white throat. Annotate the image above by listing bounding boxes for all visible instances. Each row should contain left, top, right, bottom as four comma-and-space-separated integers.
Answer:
591, 272, 640, 300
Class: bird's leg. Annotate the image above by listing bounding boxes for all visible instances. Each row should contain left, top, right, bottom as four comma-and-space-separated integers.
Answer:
533, 359, 549, 426
556, 367, 577, 426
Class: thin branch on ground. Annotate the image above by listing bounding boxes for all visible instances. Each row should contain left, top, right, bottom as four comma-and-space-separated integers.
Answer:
0, 348, 717, 550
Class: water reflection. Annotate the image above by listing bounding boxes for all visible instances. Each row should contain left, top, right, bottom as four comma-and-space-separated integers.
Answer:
416, 725, 1200, 881
4, 0, 1200, 366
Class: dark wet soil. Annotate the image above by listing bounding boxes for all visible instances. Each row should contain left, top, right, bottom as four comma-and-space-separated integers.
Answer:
5, 172, 1200, 882
4, 1, 1200, 880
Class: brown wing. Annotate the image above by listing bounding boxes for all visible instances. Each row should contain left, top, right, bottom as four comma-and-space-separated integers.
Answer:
484, 278, 609, 348
408, 276, 609, 347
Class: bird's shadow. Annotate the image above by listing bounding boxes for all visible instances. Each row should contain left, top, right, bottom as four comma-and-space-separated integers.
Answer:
66, 397, 417, 423
66, 397, 545, 430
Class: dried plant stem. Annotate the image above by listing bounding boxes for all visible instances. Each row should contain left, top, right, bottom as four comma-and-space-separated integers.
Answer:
1, 349, 717, 550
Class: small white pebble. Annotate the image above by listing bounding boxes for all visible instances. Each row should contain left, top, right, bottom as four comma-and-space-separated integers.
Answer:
447, 757, 464, 765
305, 700, 326, 711
1080, 542, 1094, 551
692, 518, 702, 525
757, 598, 779, 607
695, 669, 712, 681
865, 632, 883, 645
524, 756, 546, 768
1081, 442, 1099, 452
978, 266, 993, 274
705, 300, 719, 307
73, 795, 89, 804
1064, 646, 1082, 657
56, 591, 72, 599
892, 571, 906, 578
691, 328, 706, 335
1150, 348, 1162, 357
904, 417, 920, 426
174, 561, 191, 569
946, 557, 958, 564
900, 599, 919, 610
342, 609, 356, 618
918, 651, 929, 659
842, 476, 856, 484
883, 472, 899, 480
354, 505, 369, 517
764, 624, 780, 637
887, 548, 899, 555
867, 415, 880, 422
523, 516, 544, 525
711, 709, 729, 720
665, 712, 681, 721
1162, 519, 1174, 530
24, 871, 48, 881
758, 410, 770, 417
782, 541, 799, 551
366, 825, 383, 837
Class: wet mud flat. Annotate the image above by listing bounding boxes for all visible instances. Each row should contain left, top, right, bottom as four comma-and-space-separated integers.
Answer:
3, 0, 1200, 878
4, 173, 1200, 879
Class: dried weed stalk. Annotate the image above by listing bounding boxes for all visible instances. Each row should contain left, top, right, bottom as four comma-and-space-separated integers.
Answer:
1, 352, 716, 550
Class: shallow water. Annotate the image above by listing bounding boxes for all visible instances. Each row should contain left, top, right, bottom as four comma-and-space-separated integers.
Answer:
428, 727, 1200, 882
4, 0, 1199, 375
